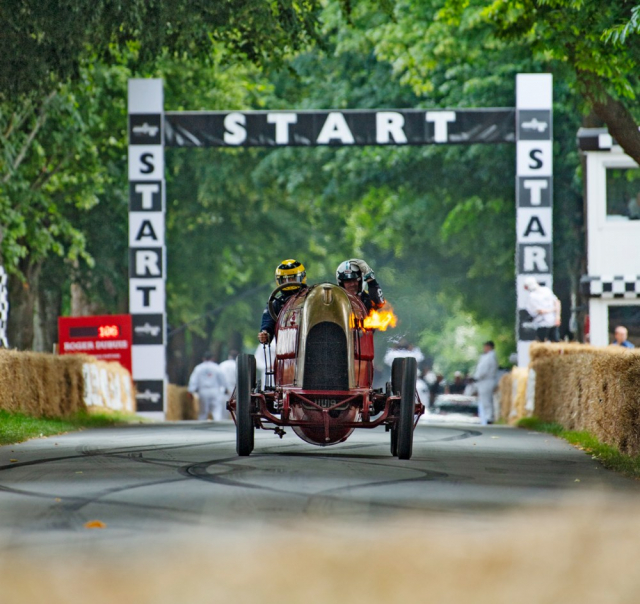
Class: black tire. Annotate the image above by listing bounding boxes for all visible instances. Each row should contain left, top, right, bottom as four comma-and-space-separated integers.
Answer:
236, 353, 256, 456
391, 357, 404, 395
397, 357, 417, 460
390, 427, 398, 456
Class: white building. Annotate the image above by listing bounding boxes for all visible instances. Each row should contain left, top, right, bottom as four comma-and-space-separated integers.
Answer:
578, 129, 640, 347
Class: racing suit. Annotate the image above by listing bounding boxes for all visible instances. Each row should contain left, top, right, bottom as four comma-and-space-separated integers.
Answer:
260, 290, 296, 340
359, 279, 385, 312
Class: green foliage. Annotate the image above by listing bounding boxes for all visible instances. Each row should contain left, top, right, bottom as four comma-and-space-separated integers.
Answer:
0, 0, 324, 98
604, 5, 640, 46
0, 409, 142, 446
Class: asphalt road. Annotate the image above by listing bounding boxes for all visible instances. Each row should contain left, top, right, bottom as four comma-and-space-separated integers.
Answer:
0, 420, 637, 551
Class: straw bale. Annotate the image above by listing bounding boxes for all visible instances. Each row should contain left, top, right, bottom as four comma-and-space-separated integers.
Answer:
531, 343, 640, 456
529, 341, 632, 360
496, 367, 531, 424
166, 385, 198, 420
83, 360, 135, 414
0, 349, 134, 419
497, 372, 513, 421
510, 367, 530, 425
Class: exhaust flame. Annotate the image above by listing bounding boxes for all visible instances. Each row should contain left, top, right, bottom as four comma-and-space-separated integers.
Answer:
363, 306, 398, 331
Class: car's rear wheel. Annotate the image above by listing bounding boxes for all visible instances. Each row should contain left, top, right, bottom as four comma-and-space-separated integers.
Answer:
236, 353, 256, 456
391, 357, 404, 395
390, 427, 398, 456
396, 357, 417, 460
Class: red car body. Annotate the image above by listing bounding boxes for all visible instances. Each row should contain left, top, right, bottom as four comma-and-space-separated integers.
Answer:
228, 283, 423, 458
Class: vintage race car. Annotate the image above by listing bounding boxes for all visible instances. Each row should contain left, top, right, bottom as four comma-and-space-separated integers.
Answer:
228, 282, 424, 459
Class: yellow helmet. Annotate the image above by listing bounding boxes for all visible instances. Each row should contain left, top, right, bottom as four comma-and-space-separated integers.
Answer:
275, 259, 306, 289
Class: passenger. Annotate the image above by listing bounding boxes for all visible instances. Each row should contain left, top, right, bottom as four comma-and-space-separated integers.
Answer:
258, 259, 307, 343
335, 259, 385, 312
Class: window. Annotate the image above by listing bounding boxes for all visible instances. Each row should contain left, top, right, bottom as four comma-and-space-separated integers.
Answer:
608, 306, 640, 347
606, 168, 640, 220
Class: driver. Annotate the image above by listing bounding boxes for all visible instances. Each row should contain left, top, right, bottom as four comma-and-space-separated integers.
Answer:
336, 259, 385, 311
258, 259, 307, 343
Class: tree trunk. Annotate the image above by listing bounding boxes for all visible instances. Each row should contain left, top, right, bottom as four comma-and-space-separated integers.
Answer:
227, 330, 243, 356
70, 281, 99, 316
7, 260, 41, 350
190, 330, 209, 371
33, 283, 62, 352
581, 79, 640, 165
167, 327, 188, 385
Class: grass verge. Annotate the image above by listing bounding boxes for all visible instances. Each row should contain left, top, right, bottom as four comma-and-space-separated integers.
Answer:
0, 410, 144, 446
518, 416, 640, 480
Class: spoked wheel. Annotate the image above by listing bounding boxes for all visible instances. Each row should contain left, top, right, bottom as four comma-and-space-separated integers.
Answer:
396, 357, 417, 460
236, 353, 256, 456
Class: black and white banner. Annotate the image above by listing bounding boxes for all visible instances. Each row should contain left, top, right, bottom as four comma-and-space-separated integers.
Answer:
164, 109, 515, 148
128, 79, 166, 414
515, 74, 553, 366
0, 266, 8, 348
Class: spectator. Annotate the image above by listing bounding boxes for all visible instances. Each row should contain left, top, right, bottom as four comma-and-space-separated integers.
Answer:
524, 277, 561, 342
428, 373, 445, 409
473, 341, 499, 425
384, 338, 425, 367
449, 371, 466, 394
416, 369, 429, 407
219, 349, 239, 396
188, 352, 228, 421
612, 325, 635, 349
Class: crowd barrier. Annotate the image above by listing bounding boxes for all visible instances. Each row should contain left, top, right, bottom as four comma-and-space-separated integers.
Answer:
498, 343, 640, 456
0, 349, 135, 417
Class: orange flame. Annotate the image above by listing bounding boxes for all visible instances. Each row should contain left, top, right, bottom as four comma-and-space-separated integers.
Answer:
363, 306, 398, 331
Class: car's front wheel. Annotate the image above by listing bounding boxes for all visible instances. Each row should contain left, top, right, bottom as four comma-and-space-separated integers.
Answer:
236, 353, 256, 456
396, 357, 417, 460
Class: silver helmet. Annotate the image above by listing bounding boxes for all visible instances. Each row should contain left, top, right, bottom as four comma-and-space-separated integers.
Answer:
336, 260, 363, 292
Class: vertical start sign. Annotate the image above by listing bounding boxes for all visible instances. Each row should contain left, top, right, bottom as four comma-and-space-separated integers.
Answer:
515, 74, 553, 366
128, 79, 166, 414
58, 315, 132, 373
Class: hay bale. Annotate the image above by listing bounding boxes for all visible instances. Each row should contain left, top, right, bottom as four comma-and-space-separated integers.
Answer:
166, 384, 198, 420
83, 360, 135, 414
497, 372, 513, 422
531, 343, 640, 456
0, 349, 87, 417
0, 349, 134, 419
510, 366, 529, 424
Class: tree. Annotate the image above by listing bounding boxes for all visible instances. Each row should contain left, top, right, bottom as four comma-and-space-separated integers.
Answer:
426, 0, 640, 164
0, 0, 324, 98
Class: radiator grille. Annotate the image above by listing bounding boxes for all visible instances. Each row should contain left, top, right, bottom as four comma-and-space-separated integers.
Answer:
303, 322, 349, 391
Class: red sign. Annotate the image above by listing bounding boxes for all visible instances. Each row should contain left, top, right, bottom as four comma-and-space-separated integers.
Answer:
58, 314, 133, 373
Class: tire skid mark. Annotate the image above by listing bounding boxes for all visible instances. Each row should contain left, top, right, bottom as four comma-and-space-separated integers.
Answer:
0, 478, 194, 516
429, 428, 483, 442
180, 457, 464, 515
0, 438, 235, 473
